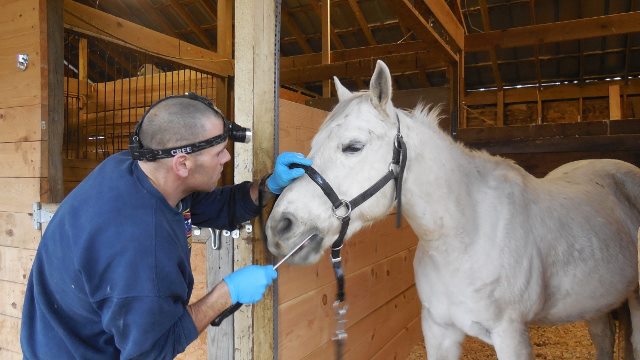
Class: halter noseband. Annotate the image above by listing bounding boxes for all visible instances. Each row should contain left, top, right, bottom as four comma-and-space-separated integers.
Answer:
289, 112, 407, 359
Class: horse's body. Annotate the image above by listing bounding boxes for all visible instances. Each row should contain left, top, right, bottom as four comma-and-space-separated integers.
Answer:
266, 61, 640, 359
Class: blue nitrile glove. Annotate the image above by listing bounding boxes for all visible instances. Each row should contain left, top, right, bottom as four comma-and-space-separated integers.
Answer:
223, 265, 278, 304
266, 152, 313, 194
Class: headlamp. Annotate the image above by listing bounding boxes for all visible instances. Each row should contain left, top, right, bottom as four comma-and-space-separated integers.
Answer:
129, 92, 251, 161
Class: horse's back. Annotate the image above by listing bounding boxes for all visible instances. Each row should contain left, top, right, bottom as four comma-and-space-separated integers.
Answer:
545, 158, 640, 184
540, 158, 640, 231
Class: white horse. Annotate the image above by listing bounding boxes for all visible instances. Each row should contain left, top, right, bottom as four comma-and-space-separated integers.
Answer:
266, 60, 640, 359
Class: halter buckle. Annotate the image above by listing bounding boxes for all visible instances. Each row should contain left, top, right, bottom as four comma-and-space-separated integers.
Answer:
394, 133, 403, 149
389, 162, 399, 176
332, 199, 352, 220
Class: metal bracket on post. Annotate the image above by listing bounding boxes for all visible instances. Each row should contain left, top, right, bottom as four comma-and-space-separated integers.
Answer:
32, 202, 58, 230
191, 226, 213, 244
192, 222, 253, 250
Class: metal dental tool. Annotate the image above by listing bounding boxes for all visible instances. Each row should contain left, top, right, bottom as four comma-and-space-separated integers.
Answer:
211, 234, 315, 326
273, 233, 314, 270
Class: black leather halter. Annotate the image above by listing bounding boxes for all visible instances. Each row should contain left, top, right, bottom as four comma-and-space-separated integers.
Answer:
289, 113, 407, 359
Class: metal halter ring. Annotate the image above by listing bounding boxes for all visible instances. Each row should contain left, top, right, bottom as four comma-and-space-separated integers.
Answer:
332, 199, 352, 220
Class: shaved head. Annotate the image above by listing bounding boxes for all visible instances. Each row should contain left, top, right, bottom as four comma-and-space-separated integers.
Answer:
139, 97, 223, 150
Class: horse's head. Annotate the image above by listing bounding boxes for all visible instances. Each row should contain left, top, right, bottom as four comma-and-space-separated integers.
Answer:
266, 60, 401, 264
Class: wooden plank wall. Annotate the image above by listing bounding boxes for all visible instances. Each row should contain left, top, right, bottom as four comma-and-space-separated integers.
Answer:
63, 70, 215, 161
0, 1, 48, 358
277, 99, 422, 359
465, 80, 640, 127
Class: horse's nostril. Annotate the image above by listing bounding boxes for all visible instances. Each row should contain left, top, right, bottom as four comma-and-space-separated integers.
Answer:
277, 216, 293, 236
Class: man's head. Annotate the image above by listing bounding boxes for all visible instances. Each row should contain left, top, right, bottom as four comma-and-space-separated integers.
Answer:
135, 95, 232, 193
138, 96, 218, 150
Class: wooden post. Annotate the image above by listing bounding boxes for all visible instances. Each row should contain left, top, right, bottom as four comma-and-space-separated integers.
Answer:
0, 0, 63, 356
206, 2, 235, 358
496, 90, 504, 127
609, 84, 621, 120
78, 37, 88, 96
234, 1, 276, 360
578, 96, 583, 122
321, 0, 331, 97
459, 52, 466, 129
42, 0, 64, 203
536, 88, 543, 125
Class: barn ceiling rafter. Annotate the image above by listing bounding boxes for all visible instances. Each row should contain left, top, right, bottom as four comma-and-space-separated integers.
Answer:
68, 0, 640, 93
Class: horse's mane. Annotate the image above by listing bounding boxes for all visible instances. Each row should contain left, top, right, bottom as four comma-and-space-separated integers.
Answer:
318, 93, 527, 178
408, 103, 528, 177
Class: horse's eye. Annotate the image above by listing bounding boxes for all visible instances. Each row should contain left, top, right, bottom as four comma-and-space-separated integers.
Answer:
342, 142, 364, 154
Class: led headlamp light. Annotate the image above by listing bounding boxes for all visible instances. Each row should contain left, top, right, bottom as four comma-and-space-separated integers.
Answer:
129, 92, 251, 161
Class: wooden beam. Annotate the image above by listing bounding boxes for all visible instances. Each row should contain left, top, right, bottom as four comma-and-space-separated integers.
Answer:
348, 0, 376, 45
452, 0, 467, 34
459, 118, 640, 141
217, 0, 232, 57
465, 134, 640, 154
321, 0, 331, 97
465, 78, 640, 105
280, 19, 400, 45
466, 11, 640, 52
168, 0, 214, 49
43, 0, 65, 202
421, 0, 464, 49
234, 2, 276, 359
478, 0, 502, 88
387, 0, 457, 60
496, 89, 504, 127
196, 0, 217, 22
281, 10, 313, 53
139, 0, 178, 37
63, 0, 232, 77
78, 38, 88, 83
529, 0, 542, 87
624, 0, 638, 82
281, 40, 435, 69
281, 51, 448, 83
609, 84, 622, 120
309, 0, 345, 50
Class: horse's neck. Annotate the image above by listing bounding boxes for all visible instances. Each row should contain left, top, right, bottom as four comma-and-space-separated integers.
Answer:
399, 111, 512, 246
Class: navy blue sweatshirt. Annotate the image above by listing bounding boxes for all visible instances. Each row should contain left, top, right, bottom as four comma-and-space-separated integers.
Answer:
21, 152, 261, 359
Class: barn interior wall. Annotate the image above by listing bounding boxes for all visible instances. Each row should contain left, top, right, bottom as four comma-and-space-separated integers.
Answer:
62, 70, 216, 195
465, 80, 640, 127
0, 1, 49, 358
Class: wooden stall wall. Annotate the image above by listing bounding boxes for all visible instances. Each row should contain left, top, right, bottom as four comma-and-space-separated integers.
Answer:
277, 99, 422, 359
0, 0, 55, 358
63, 69, 216, 195
464, 80, 640, 127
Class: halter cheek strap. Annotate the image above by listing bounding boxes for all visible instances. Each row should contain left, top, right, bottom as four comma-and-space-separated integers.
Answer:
289, 113, 407, 359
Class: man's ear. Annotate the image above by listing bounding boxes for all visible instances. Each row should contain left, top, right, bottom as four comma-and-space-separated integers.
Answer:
172, 154, 191, 178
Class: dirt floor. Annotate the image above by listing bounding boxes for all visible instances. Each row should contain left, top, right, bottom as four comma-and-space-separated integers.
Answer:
407, 322, 624, 359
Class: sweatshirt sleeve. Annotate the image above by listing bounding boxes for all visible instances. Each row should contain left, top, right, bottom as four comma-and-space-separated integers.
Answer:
189, 181, 261, 230
95, 296, 198, 359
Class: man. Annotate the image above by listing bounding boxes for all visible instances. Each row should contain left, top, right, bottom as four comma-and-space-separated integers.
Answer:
21, 93, 311, 359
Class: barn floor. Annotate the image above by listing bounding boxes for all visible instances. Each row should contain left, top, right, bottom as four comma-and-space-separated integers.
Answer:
407, 322, 623, 359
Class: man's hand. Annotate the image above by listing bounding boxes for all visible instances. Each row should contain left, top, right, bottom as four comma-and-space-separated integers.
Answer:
223, 265, 278, 304
266, 152, 313, 194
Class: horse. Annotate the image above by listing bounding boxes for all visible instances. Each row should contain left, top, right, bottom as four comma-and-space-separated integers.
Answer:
265, 60, 640, 360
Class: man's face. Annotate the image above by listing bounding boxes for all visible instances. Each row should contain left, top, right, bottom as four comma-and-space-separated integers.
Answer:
190, 117, 231, 192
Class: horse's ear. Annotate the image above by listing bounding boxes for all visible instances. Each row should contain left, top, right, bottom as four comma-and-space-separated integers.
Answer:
333, 76, 351, 102
369, 60, 392, 108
